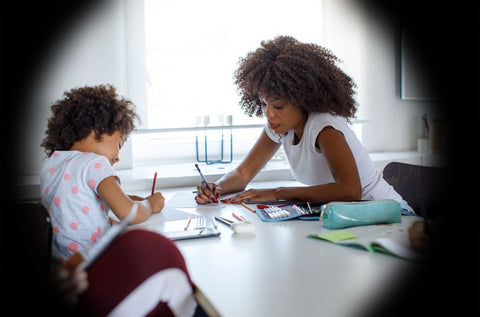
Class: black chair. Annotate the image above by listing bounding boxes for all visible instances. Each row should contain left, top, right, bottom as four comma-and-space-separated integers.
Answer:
383, 162, 450, 219
18, 202, 52, 275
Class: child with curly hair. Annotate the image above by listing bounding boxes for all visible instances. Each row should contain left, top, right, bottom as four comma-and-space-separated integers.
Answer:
39, 85, 211, 316
40, 84, 165, 265
196, 36, 413, 213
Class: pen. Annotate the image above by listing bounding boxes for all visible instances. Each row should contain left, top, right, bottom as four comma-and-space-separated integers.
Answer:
306, 201, 312, 214
194, 163, 217, 202
151, 171, 157, 195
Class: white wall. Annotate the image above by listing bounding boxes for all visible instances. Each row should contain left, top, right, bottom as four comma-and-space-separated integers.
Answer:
18, 0, 129, 175
18, 0, 440, 176
323, 0, 440, 152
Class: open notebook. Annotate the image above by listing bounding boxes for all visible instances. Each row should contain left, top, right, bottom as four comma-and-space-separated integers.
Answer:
139, 216, 221, 241
308, 215, 426, 260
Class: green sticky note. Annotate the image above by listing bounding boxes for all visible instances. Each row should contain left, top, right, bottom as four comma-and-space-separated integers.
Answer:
311, 230, 357, 242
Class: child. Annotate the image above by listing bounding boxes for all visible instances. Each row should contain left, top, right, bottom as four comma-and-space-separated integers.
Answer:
38, 85, 211, 316
40, 84, 165, 265
195, 36, 413, 213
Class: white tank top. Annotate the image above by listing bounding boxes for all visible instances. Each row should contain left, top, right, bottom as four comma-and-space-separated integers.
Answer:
264, 112, 402, 201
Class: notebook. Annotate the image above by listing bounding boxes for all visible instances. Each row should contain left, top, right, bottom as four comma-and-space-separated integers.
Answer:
140, 216, 221, 241
308, 215, 426, 260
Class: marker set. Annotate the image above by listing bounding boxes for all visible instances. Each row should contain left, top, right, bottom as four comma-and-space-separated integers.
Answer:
256, 202, 325, 222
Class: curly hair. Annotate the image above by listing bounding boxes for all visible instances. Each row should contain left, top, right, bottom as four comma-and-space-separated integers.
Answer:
234, 35, 357, 118
41, 84, 139, 157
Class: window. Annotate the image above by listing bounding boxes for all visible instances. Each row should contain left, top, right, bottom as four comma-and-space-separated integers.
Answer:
125, 0, 366, 167
143, 0, 325, 129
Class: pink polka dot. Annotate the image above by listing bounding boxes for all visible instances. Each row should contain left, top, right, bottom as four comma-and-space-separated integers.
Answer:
53, 152, 59, 157
88, 179, 96, 189
49, 167, 55, 174
94, 163, 102, 169
91, 227, 101, 242
66, 158, 72, 163
53, 226, 60, 233
54, 196, 61, 207
100, 204, 105, 212
82, 206, 90, 214
44, 187, 49, 195
63, 173, 70, 181
68, 243, 79, 252
70, 222, 78, 229
71, 186, 78, 194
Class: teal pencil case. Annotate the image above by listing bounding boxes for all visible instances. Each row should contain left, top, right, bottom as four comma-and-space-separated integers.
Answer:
319, 200, 401, 229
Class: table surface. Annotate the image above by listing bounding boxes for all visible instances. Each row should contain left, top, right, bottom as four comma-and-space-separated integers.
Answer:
130, 181, 420, 317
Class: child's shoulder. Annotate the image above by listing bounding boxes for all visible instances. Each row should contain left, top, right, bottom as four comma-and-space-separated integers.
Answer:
45, 151, 110, 168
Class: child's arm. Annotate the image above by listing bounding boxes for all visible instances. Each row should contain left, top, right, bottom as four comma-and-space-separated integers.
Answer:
97, 176, 165, 224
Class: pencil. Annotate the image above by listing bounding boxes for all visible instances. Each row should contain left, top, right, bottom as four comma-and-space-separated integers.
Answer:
240, 202, 256, 213
151, 171, 157, 195
184, 217, 192, 230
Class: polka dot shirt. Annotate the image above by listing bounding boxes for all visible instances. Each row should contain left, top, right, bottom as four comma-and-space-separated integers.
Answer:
40, 151, 118, 266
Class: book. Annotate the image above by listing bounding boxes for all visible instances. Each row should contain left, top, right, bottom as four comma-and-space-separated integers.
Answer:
308, 215, 426, 260
139, 216, 221, 241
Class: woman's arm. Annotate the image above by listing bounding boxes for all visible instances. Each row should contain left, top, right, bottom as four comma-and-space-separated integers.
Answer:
228, 126, 362, 203
97, 176, 165, 224
195, 130, 280, 203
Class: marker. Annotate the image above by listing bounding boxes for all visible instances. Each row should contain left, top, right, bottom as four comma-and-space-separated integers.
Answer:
232, 212, 244, 222
194, 163, 217, 202
215, 216, 232, 227
151, 171, 158, 195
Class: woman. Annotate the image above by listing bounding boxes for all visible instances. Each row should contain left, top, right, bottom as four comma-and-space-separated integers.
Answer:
195, 36, 411, 213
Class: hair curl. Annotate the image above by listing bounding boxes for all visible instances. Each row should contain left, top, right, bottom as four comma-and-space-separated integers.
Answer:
41, 84, 139, 157
234, 35, 357, 118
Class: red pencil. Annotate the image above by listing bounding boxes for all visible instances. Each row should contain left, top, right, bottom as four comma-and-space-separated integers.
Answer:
151, 172, 157, 195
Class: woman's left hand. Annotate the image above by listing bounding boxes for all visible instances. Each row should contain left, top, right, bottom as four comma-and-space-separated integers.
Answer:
227, 188, 278, 203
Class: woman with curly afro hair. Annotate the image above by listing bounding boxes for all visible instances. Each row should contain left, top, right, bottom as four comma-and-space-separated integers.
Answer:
196, 36, 413, 213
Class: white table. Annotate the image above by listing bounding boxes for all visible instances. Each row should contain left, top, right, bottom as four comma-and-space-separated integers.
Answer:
131, 181, 419, 317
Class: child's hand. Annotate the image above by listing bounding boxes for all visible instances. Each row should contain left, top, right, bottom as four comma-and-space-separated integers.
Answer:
148, 192, 165, 214
49, 252, 89, 306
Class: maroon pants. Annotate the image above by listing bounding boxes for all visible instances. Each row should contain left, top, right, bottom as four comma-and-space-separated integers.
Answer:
78, 229, 197, 316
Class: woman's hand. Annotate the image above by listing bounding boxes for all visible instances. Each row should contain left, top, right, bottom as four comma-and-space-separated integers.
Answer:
226, 188, 278, 203
195, 183, 221, 204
